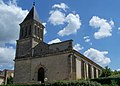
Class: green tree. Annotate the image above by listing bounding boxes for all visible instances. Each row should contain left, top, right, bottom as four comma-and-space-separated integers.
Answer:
100, 66, 111, 77
7, 76, 13, 84
111, 70, 120, 76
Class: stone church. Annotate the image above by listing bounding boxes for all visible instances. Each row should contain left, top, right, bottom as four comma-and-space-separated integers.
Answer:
13, 5, 102, 84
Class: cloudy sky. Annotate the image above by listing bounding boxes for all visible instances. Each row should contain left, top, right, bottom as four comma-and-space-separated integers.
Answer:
0, 0, 120, 71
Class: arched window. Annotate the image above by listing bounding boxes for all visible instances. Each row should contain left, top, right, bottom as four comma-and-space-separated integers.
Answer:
38, 67, 44, 83
24, 26, 27, 37
39, 28, 43, 39
20, 28, 23, 38
35, 26, 37, 36
36, 27, 39, 37
38, 28, 39, 37
29, 25, 31, 35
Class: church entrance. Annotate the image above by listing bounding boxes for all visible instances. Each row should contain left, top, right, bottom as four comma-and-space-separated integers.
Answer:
38, 67, 44, 83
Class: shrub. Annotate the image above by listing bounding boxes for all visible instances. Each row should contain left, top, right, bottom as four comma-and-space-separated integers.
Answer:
91, 77, 120, 86
1, 80, 101, 86
7, 76, 13, 84
51, 80, 102, 86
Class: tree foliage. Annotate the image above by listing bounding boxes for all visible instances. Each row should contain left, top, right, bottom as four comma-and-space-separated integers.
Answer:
111, 70, 120, 76
100, 66, 111, 77
7, 76, 13, 84
51, 80, 102, 86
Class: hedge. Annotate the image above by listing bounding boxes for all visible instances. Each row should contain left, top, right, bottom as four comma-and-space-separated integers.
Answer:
51, 80, 102, 86
0, 80, 101, 86
91, 77, 120, 86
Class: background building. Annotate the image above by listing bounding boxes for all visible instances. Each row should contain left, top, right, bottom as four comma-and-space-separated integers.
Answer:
0, 69, 14, 85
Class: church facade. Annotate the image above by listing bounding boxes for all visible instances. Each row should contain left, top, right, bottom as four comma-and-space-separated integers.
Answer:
13, 6, 102, 84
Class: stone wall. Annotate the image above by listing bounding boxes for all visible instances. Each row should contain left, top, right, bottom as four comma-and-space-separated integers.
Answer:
33, 42, 49, 56
31, 53, 72, 83
14, 59, 31, 84
14, 52, 74, 83
16, 38, 32, 57
74, 53, 102, 80
49, 40, 72, 52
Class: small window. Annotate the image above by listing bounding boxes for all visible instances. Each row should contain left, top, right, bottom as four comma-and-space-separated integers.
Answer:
24, 26, 27, 37
21, 28, 23, 38
38, 28, 40, 37
35, 26, 37, 36
36, 27, 39, 37
29, 25, 31, 35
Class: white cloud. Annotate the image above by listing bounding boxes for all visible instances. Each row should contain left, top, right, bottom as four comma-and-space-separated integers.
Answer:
9, 0, 17, 6
117, 69, 120, 71
58, 13, 81, 36
0, 46, 15, 70
48, 38, 61, 44
83, 36, 92, 45
48, 10, 65, 25
73, 43, 83, 52
112, 69, 120, 71
84, 36, 90, 42
0, 0, 28, 44
84, 48, 111, 67
89, 16, 114, 39
52, 3, 69, 11
85, 39, 90, 42
0, 0, 28, 70
83, 36, 89, 39
49, 3, 81, 36
0, 65, 3, 70
109, 20, 114, 26
42, 23, 47, 35
118, 27, 120, 30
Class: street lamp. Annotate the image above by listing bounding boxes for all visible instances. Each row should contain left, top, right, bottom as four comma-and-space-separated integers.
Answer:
44, 77, 48, 86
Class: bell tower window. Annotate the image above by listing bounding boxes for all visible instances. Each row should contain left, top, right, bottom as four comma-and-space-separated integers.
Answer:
24, 26, 27, 37
22, 28, 25, 38
29, 25, 31, 36
40, 28, 43, 40
37, 28, 39, 37
20, 28, 23, 39
35, 26, 37, 36
21, 29, 23, 37
36, 27, 39, 37
34, 25, 41, 38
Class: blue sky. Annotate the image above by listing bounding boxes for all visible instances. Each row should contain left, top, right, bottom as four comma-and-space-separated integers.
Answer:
0, 0, 120, 71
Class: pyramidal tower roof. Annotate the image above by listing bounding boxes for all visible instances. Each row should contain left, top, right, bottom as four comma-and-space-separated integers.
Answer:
23, 5, 41, 22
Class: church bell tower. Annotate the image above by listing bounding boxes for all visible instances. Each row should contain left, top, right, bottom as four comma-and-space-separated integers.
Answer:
16, 5, 45, 58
